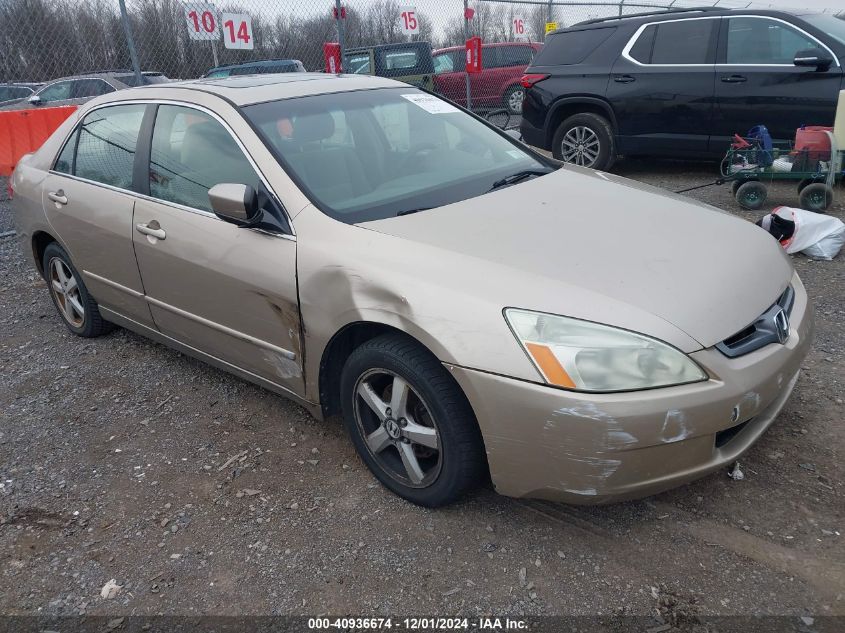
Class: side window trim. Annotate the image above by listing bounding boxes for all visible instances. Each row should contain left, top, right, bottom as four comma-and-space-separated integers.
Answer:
621, 16, 720, 67
134, 103, 158, 196
717, 15, 839, 67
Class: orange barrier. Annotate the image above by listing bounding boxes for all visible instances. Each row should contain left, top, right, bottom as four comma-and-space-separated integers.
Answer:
0, 106, 78, 176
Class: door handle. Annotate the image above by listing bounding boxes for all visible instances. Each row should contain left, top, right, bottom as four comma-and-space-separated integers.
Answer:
135, 222, 166, 240
613, 75, 636, 83
720, 75, 747, 83
47, 190, 68, 205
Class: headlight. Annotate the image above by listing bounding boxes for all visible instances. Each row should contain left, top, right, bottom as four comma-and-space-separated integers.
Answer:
504, 309, 707, 392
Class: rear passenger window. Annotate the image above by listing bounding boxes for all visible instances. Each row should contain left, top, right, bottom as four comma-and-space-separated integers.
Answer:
54, 130, 78, 174
628, 25, 656, 63
500, 46, 534, 67
73, 79, 114, 98
532, 28, 616, 65
72, 104, 146, 188
149, 105, 263, 212
650, 20, 715, 64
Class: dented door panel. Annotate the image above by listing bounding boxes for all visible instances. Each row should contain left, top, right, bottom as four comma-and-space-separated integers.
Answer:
132, 199, 304, 396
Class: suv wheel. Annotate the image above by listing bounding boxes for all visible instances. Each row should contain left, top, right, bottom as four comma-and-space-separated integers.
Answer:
340, 333, 486, 507
43, 242, 113, 337
504, 85, 525, 115
553, 113, 616, 171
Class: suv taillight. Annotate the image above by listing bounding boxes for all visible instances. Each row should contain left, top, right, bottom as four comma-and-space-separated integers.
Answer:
521, 74, 549, 89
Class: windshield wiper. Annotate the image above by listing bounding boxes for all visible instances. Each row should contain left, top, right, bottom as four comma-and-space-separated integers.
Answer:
488, 169, 550, 192
396, 207, 433, 216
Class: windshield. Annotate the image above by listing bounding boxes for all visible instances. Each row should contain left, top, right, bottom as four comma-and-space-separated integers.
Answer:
802, 14, 845, 47
243, 88, 551, 223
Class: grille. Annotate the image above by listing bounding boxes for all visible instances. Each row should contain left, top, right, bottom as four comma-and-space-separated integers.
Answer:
716, 286, 794, 358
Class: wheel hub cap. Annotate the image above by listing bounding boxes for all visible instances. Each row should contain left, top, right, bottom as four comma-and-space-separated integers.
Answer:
353, 369, 442, 488
384, 418, 401, 439
561, 126, 600, 167
49, 257, 84, 328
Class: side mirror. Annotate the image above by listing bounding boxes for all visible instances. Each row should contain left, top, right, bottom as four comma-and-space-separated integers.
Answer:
794, 48, 833, 70
208, 183, 261, 226
28, 95, 41, 105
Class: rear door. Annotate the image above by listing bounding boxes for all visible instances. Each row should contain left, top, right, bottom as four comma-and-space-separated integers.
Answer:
712, 15, 843, 146
131, 103, 304, 396
607, 17, 719, 156
42, 102, 154, 326
471, 47, 501, 106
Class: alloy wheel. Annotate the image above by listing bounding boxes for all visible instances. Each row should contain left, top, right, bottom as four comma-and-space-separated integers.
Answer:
508, 89, 524, 114
353, 368, 442, 488
561, 126, 601, 166
49, 257, 85, 328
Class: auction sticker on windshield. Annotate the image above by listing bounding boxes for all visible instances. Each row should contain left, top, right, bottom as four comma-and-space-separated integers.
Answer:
401, 93, 459, 114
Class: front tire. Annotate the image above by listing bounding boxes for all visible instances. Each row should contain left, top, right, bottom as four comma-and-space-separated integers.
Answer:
43, 242, 113, 337
735, 181, 768, 210
340, 334, 486, 507
552, 112, 616, 171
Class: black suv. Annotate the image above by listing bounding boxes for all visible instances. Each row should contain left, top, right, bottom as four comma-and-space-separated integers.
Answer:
521, 8, 845, 170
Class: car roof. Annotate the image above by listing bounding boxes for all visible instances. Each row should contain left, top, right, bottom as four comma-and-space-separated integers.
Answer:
40, 71, 158, 83
567, 7, 817, 30
112, 73, 406, 106
208, 59, 301, 72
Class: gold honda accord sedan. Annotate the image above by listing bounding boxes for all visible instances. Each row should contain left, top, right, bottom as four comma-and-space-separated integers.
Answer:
11, 74, 813, 506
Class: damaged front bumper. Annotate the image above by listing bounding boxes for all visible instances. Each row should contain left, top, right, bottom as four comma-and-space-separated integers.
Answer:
446, 277, 814, 505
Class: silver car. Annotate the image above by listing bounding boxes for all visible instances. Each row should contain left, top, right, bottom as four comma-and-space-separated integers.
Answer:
1, 71, 169, 110
11, 74, 813, 507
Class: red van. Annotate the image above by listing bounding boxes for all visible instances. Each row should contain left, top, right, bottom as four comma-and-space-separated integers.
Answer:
432, 42, 542, 114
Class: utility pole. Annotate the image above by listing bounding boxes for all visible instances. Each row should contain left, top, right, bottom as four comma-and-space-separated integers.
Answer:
335, 0, 346, 72
463, 0, 472, 111
118, 0, 142, 85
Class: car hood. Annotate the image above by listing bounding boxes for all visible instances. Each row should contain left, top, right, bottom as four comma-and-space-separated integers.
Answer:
363, 166, 793, 350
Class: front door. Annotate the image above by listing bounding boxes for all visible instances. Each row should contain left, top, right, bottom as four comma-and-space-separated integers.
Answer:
131, 104, 304, 396
607, 17, 719, 156
43, 102, 154, 327
713, 16, 844, 146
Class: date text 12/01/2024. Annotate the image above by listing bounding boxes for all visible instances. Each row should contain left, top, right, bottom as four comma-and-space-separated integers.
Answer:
307, 618, 528, 630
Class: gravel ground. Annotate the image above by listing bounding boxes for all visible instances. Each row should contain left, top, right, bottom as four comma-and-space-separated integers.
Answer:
0, 164, 843, 623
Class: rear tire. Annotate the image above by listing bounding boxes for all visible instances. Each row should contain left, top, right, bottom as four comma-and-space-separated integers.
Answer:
503, 85, 525, 115
735, 181, 768, 210
340, 333, 486, 507
797, 178, 822, 194
799, 182, 833, 213
552, 112, 616, 171
43, 242, 113, 338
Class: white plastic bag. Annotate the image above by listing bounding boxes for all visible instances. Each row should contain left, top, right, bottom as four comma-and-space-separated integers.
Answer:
766, 206, 845, 260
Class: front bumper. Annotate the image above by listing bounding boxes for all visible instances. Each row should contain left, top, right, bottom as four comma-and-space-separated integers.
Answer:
447, 278, 814, 505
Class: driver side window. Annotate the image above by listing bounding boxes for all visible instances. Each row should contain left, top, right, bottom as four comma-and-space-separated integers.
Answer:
149, 105, 264, 212
726, 17, 820, 65
38, 81, 74, 103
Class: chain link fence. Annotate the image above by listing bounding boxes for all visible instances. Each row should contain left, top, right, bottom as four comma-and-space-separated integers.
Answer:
1, 0, 843, 113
